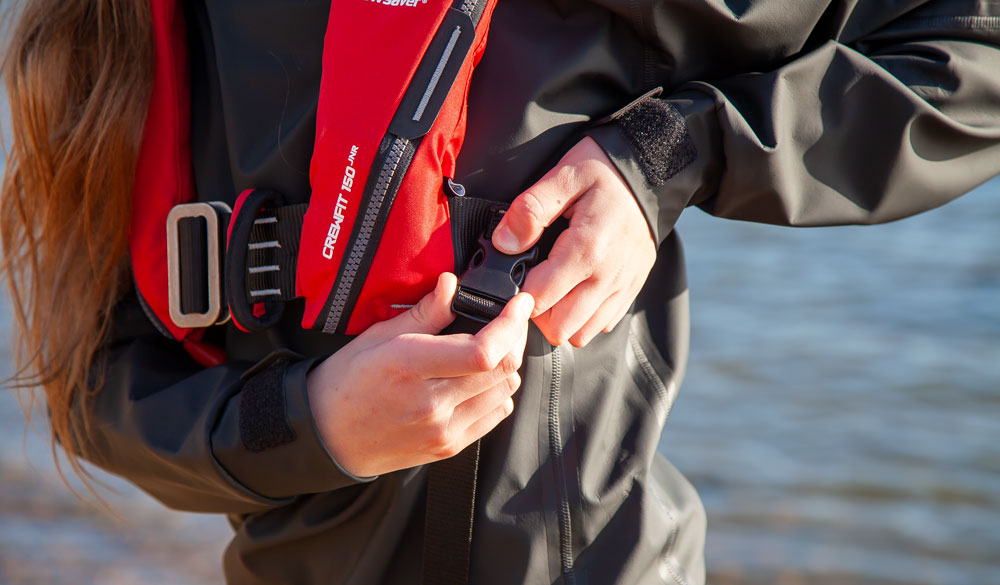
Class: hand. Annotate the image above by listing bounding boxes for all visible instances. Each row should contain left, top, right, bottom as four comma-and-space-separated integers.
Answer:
306, 273, 534, 478
491, 136, 655, 348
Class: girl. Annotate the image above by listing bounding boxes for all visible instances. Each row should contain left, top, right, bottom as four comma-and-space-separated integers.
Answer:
4, 1, 1000, 583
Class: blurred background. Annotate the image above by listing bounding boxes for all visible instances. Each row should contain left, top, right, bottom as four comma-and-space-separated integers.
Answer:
1, 70, 998, 585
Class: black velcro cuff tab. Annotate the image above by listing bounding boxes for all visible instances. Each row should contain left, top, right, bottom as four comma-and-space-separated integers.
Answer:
593, 88, 697, 188
239, 354, 298, 453
611, 97, 697, 187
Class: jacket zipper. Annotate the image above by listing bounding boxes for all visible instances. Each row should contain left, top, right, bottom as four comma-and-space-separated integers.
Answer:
630, 331, 672, 416
548, 345, 576, 583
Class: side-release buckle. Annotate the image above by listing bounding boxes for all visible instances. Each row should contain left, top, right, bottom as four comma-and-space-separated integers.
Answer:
452, 208, 538, 324
166, 202, 232, 329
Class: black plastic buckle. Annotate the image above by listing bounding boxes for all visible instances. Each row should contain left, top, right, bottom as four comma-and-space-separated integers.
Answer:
165, 202, 233, 328
452, 231, 538, 325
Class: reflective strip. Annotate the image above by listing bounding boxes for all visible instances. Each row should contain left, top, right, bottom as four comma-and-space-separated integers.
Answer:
248, 265, 280, 274
413, 26, 462, 122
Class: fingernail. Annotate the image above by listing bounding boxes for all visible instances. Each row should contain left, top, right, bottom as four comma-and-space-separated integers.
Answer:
493, 226, 519, 253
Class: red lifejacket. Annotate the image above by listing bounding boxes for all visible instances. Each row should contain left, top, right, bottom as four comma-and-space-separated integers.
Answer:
130, 0, 498, 347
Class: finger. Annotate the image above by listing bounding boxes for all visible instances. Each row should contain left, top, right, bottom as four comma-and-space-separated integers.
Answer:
450, 372, 521, 429
459, 396, 516, 445
374, 272, 457, 338
569, 291, 629, 347
394, 292, 533, 380
602, 303, 631, 334
492, 163, 591, 254
424, 346, 521, 407
520, 223, 607, 317
469, 291, 534, 365
602, 278, 643, 334
536, 277, 610, 347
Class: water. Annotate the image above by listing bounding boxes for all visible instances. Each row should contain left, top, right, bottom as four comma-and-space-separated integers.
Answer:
662, 179, 1000, 585
1, 86, 998, 583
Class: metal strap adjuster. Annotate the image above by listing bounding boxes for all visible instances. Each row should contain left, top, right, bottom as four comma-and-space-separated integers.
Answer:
166, 202, 232, 328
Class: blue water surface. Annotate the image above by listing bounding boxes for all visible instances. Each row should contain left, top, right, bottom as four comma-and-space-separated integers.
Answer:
663, 177, 1000, 585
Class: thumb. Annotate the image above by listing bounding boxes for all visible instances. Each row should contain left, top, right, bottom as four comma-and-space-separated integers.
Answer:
492, 170, 583, 254
378, 272, 458, 337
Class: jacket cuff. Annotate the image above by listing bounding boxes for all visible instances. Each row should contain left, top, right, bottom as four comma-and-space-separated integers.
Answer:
211, 352, 375, 500
585, 89, 720, 244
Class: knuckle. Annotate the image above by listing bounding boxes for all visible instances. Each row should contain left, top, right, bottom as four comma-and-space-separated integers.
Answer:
425, 426, 455, 455
553, 163, 581, 193
552, 326, 573, 346
409, 298, 432, 326
471, 341, 499, 372
511, 192, 546, 228
411, 394, 442, 423
511, 350, 524, 371
578, 158, 605, 180
506, 373, 522, 395
575, 234, 605, 273
497, 353, 518, 376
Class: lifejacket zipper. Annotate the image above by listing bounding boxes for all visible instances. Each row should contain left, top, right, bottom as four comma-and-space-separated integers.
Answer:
323, 135, 412, 333
458, 0, 478, 16
548, 345, 576, 583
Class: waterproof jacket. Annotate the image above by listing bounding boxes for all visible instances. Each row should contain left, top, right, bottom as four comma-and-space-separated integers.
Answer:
72, 1, 1000, 584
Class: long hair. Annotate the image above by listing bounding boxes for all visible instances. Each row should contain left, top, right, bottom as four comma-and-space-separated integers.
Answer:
1, 0, 152, 482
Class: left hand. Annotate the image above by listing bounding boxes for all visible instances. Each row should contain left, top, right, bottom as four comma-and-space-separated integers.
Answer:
491, 136, 656, 348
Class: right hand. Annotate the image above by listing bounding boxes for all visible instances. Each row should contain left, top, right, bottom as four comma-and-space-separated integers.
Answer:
307, 273, 534, 478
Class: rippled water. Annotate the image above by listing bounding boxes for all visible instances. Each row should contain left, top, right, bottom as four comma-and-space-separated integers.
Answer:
663, 178, 1000, 585
1, 81, 998, 582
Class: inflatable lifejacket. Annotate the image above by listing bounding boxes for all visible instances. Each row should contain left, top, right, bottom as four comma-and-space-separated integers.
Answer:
130, 5, 543, 582
130, 0, 524, 360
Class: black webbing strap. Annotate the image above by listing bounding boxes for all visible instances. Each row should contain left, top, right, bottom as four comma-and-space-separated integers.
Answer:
423, 307, 495, 585
244, 203, 308, 303
423, 435, 483, 585
447, 193, 499, 273
176, 216, 211, 315
422, 199, 536, 585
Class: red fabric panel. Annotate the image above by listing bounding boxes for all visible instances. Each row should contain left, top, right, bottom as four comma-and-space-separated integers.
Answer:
182, 336, 226, 368
299, 1, 454, 330
343, 1, 499, 333
130, 0, 194, 341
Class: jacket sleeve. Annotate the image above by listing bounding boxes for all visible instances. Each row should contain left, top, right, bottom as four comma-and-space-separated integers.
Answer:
587, 0, 1000, 243
69, 292, 372, 515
